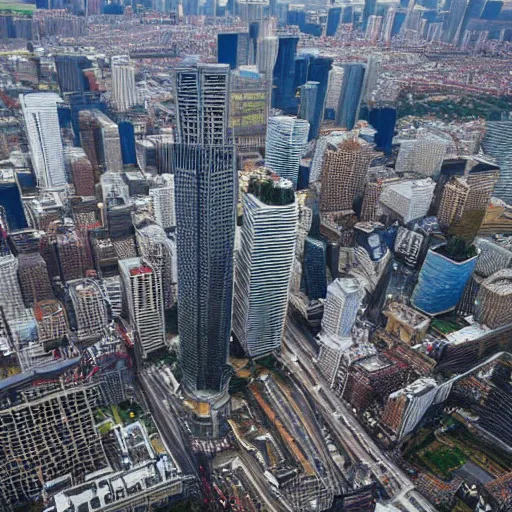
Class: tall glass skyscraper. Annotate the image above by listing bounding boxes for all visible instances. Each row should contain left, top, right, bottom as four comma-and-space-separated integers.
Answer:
173, 63, 237, 403
272, 35, 299, 113
335, 63, 366, 130
20, 92, 67, 190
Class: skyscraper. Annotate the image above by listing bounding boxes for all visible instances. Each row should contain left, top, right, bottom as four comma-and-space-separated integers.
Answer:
20, 93, 67, 189
54, 55, 92, 93
482, 121, 512, 204
173, 63, 237, 401
319, 134, 375, 213
335, 64, 366, 130
265, 116, 310, 187
148, 174, 176, 230
174, 63, 231, 146
232, 173, 297, 358
119, 257, 166, 359
111, 55, 138, 112
326, 7, 341, 36
272, 35, 299, 112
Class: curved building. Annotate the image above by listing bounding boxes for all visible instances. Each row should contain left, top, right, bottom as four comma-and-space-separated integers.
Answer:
265, 116, 309, 188
233, 174, 297, 358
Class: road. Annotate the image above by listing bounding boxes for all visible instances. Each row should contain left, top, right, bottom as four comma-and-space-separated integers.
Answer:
280, 316, 437, 512
138, 367, 197, 477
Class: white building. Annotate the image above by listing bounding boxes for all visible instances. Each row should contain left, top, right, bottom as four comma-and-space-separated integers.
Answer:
232, 177, 298, 358
148, 174, 175, 229
395, 133, 448, 176
20, 92, 67, 189
111, 55, 138, 112
119, 258, 166, 358
321, 277, 364, 339
265, 116, 309, 187
379, 178, 436, 223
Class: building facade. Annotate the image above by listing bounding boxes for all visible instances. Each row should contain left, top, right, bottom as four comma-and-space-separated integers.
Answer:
232, 176, 297, 358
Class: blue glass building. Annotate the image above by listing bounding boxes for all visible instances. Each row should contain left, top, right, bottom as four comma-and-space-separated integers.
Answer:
336, 63, 365, 130
272, 35, 299, 113
303, 237, 327, 300
369, 107, 397, 156
118, 121, 137, 165
326, 7, 341, 36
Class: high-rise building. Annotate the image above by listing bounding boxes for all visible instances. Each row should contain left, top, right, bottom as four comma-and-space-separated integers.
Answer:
79, 110, 122, 174
366, 14, 383, 41
111, 55, 138, 112
135, 221, 177, 310
303, 237, 327, 300
54, 55, 92, 93
17, 252, 53, 307
482, 121, 512, 204
230, 68, 269, 150
148, 174, 175, 230
20, 93, 67, 189
442, 0, 468, 44
368, 107, 397, 155
335, 64, 366, 130
217, 32, 249, 69
326, 7, 341, 36
325, 65, 344, 119
321, 278, 364, 338
233, 174, 297, 358
320, 134, 374, 213
272, 35, 299, 112
173, 62, 236, 401
255, 35, 278, 79
68, 278, 110, 342
265, 116, 309, 187
174, 63, 231, 146
66, 147, 95, 197
119, 257, 166, 359
298, 81, 319, 132
395, 134, 447, 176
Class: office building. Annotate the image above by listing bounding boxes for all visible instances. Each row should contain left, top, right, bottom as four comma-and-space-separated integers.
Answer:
33, 299, 69, 345
20, 93, 67, 190
111, 55, 138, 112
474, 269, 512, 329
482, 121, 512, 204
148, 174, 176, 230
412, 247, 478, 316
217, 32, 249, 69
265, 116, 309, 187
68, 278, 109, 342
366, 15, 383, 41
368, 107, 396, 155
325, 65, 344, 119
54, 55, 92, 93
298, 81, 319, 133
119, 258, 166, 359
233, 173, 297, 358
335, 64, 365, 130
442, 0, 467, 44
322, 278, 364, 339
66, 147, 95, 197
326, 7, 341, 36
17, 252, 53, 307
173, 62, 236, 400
303, 237, 327, 300
255, 35, 278, 79
230, 68, 269, 150
379, 178, 436, 224
320, 134, 374, 213
135, 222, 177, 310
78, 110, 123, 174
55, 225, 93, 282
395, 134, 447, 176
0, 250, 34, 341
272, 35, 299, 112
174, 63, 231, 146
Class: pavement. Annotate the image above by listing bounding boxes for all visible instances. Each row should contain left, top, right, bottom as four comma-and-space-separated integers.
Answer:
280, 315, 438, 512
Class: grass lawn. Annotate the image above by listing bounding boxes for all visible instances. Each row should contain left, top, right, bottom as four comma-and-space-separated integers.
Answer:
420, 444, 467, 480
